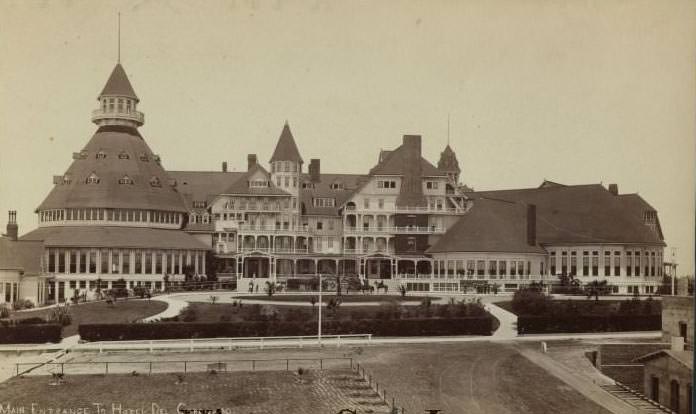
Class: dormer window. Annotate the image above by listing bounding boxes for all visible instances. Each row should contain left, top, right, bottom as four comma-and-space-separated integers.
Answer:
96, 150, 107, 159
118, 151, 130, 160
249, 180, 269, 188
63, 174, 72, 184
86, 172, 100, 184
139, 153, 149, 162
302, 182, 314, 189
150, 176, 162, 187
313, 198, 335, 208
79, 150, 88, 159
192, 201, 206, 209
119, 175, 134, 185
330, 182, 344, 190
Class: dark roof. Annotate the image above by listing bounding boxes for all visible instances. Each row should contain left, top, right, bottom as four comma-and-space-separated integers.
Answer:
427, 198, 546, 254
437, 144, 460, 173
38, 125, 188, 213
0, 237, 44, 274
538, 180, 566, 188
300, 173, 367, 216
168, 171, 245, 210
20, 226, 209, 250
633, 350, 693, 370
221, 163, 289, 196
99, 64, 138, 101
269, 123, 303, 164
369, 144, 444, 177
470, 184, 665, 246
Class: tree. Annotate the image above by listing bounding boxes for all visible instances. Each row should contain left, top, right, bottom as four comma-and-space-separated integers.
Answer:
584, 280, 609, 302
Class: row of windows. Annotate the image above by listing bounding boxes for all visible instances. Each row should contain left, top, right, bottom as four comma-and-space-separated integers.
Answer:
93, 150, 159, 163
100, 97, 136, 114
221, 198, 297, 211
65, 280, 163, 291
271, 161, 298, 173
276, 176, 297, 188
46, 248, 203, 275
40, 208, 181, 224
376, 180, 397, 189
425, 181, 440, 190
550, 249, 663, 277
433, 259, 536, 278
313, 198, 335, 207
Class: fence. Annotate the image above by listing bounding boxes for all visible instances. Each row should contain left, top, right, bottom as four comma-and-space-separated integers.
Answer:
16, 356, 353, 377
352, 360, 403, 414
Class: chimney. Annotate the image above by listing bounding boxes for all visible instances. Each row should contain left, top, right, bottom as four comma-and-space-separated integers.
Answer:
6, 210, 18, 241
608, 183, 618, 196
396, 135, 426, 207
222, 162, 228, 173
527, 204, 537, 246
403, 134, 422, 156
247, 154, 257, 171
671, 336, 685, 351
309, 159, 321, 183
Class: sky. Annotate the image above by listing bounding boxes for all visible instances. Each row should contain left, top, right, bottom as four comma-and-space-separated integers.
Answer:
0, 0, 694, 274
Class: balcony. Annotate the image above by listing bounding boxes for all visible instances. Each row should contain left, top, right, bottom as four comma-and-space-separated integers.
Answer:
344, 205, 466, 215
237, 225, 311, 235
91, 109, 144, 125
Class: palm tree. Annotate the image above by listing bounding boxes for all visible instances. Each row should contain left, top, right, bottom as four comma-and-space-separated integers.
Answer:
585, 280, 609, 302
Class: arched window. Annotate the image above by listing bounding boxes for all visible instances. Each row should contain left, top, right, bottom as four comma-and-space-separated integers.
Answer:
118, 151, 130, 160
150, 176, 162, 187
119, 175, 134, 185
62, 174, 71, 184
85, 172, 100, 184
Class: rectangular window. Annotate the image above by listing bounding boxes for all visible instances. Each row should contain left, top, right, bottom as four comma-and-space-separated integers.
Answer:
570, 252, 577, 276
79, 280, 86, 289
316, 221, 323, 230
145, 252, 153, 274
155, 252, 163, 274
634, 250, 641, 276
592, 251, 599, 276
604, 251, 611, 276
69, 251, 77, 273
582, 251, 589, 276
476, 260, 485, 277
111, 251, 120, 274
510, 261, 517, 277
614, 251, 621, 276
100, 250, 109, 274
79, 252, 86, 273
364, 198, 370, 209
626, 252, 632, 276
58, 251, 65, 273
517, 261, 525, 277
69, 281, 76, 289
135, 252, 143, 274
489, 260, 497, 276
499, 261, 507, 276
122, 251, 131, 274
561, 251, 568, 276
550, 252, 556, 275
89, 251, 97, 273
466, 260, 475, 277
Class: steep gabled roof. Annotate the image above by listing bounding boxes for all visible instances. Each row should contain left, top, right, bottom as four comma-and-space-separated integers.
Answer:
633, 350, 693, 370
0, 237, 44, 274
427, 198, 546, 254
269, 122, 303, 164
221, 163, 289, 196
470, 184, 665, 245
99, 63, 138, 101
369, 144, 444, 177
38, 125, 188, 213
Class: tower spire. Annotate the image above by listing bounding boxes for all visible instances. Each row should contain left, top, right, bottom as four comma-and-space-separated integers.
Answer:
447, 113, 450, 146
117, 13, 121, 63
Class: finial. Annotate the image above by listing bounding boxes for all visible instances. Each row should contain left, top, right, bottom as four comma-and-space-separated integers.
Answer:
117, 13, 121, 63
284, 119, 289, 126
447, 113, 451, 146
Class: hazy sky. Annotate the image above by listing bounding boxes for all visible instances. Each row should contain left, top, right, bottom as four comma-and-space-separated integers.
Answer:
1, 0, 694, 273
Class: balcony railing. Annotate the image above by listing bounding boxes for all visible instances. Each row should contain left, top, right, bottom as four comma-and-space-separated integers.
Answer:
344, 226, 444, 234
344, 205, 465, 214
91, 109, 144, 124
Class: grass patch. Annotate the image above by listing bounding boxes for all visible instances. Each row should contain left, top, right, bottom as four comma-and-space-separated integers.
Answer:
10, 300, 168, 337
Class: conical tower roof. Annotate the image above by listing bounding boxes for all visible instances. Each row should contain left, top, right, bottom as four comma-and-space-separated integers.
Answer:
38, 125, 186, 213
437, 144, 460, 173
99, 63, 139, 101
269, 122, 303, 164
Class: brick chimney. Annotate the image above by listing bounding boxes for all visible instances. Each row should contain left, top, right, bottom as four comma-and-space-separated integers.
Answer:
608, 183, 618, 196
527, 204, 537, 246
222, 161, 228, 172
396, 135, 426, 207
247, 154, 257, 171
6, 210, 18, 241
309, 159, 321, 183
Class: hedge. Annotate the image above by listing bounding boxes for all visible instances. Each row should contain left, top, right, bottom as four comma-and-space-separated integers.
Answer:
0, 324, 62, 344
79, 317, 493, 341
517, 314, 661, 334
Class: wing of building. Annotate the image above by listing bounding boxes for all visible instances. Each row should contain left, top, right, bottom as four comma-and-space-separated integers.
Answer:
1, 61, 669, 306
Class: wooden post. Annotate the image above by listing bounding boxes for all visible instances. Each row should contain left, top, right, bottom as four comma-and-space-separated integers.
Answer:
149, 362, 152, 375
252, 360, 255, 371
286, 359, 289, 371
184, 361, 187, 373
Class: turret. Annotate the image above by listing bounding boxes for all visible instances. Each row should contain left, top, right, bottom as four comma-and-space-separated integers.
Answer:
91, 63, 144, 128
437, 144, 461, 184
269, 121, 303, 193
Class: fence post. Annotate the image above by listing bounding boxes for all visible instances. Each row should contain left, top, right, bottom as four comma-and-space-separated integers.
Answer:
252, 360, 255, 371
184, 361, 187, 373
149, 362, 152, 375
15, 364, 18, 377
286, 359, 289, 371
320, 359, 323, 370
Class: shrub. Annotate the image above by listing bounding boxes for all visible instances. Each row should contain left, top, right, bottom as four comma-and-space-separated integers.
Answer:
16, 317, 47, 325
48, 304, 72, 326
511, 288, 551, 315
0, 324, 62, 344
219, 314, 231, 322
180, 306, 198, 322
12, 299, 34, 311
0, 305, 10, 318
517, 315, 661, 334
78, 317, 494, 341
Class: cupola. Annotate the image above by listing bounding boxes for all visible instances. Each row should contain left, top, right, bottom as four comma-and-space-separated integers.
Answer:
91, 63, 144, 128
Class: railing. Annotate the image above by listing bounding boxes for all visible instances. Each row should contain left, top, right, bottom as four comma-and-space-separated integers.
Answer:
344, 205, 466, 214
344, 226, 444, 234
353, 361, 402, 413
15, 355, 356, 378
91, 109, 144, 124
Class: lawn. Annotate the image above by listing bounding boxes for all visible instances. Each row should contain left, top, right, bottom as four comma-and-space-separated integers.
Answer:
235, 294, 431, 302
0, 370, 385, 414
10, 300, 168, 337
